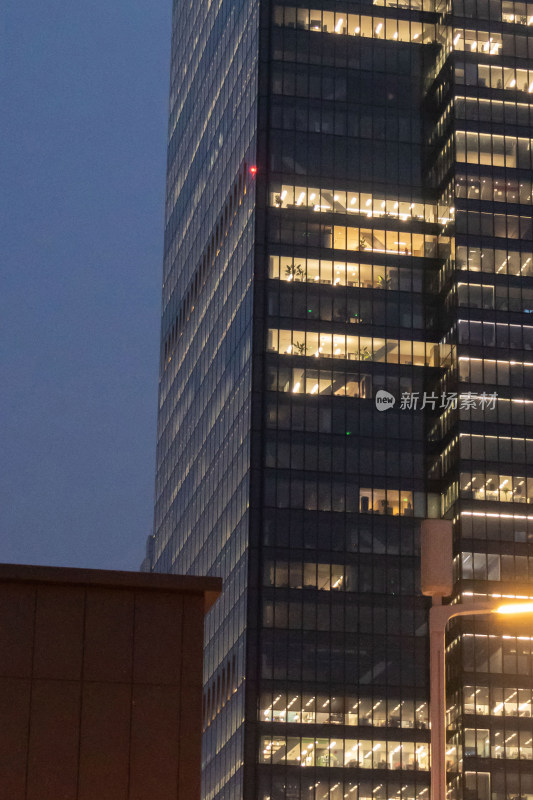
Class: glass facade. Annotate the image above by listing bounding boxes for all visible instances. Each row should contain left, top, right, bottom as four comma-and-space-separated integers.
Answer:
149, 0, 533, 798
152, 1, 259, 797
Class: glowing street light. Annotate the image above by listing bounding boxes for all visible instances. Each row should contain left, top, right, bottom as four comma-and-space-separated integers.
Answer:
495, 601, 533, 614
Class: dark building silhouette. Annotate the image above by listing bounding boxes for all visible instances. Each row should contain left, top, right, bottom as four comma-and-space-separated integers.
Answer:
0, 563, 221, 800
149, 2, 533, 799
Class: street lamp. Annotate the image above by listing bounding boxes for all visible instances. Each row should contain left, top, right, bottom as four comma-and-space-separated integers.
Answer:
421, 519, 533, 800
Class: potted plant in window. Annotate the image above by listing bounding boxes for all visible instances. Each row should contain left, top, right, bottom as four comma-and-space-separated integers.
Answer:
502, 486, 512, 503
285, 262, 305, 281
293, 340, 308, 356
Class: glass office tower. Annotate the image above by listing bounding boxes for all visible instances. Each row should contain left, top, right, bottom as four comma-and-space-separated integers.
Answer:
149, 1, 533, 799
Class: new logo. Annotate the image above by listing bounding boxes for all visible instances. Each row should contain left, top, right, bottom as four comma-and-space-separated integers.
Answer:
375, 390, 395, 411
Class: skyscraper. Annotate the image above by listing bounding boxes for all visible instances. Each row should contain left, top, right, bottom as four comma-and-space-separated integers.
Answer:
148, 1, 533, 799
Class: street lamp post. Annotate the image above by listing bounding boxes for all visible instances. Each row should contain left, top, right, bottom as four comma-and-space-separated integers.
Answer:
421, 519, 533, 800
429, 596, 501, 800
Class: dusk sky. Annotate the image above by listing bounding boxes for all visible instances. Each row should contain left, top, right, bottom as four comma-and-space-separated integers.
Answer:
1, 1, 171, 570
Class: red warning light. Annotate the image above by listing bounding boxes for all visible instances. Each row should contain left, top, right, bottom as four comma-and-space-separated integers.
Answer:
249, 165, 258, 175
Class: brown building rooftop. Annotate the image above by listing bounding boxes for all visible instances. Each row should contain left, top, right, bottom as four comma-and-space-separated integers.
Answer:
0, 562, 221, 800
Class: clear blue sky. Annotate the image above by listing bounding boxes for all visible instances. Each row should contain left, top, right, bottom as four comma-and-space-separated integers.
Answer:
1, 1, 171, 570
